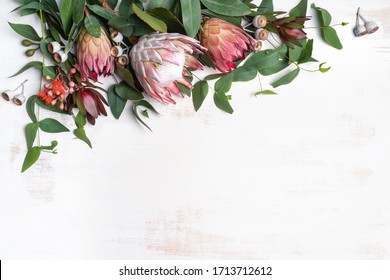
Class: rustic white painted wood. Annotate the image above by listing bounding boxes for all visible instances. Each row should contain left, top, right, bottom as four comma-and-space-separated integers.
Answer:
0, 0, 389, 259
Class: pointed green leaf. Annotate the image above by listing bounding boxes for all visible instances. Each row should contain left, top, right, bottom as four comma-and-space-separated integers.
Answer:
25, 123, 39, 149
60, 0, 75, 33
271, 68, 300, 88
87, 4, 115, 20
192, 80, 209, 112
148, 0, 176, 10
180, 0, 201, 37
9, 61, 43, 78
257, 0, 273, 13
21, 147, 41, 173
75, 112, 87, 128
200, 0, 251, 16
73, 0, 86, 24
115, 82, 143, 101
132, 3, 167, 32
322, 26, 343, 50
215, 72, 234, 95
84, 15, 101, 38
214, 92, 234, 114
107, 85, 127, 119
74, 127, 92, 148
8, 22, 41, 41
233, 66, 258, 82
298, 39, 313, 64
290, 0, 308, 17
39, 118, 70, 133
26, 95, 37, 123
255, 90, 277, 95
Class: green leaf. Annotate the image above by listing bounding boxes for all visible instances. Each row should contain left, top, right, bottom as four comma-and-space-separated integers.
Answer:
9, 61, 42, 78
297, 39, 313, 64
25, 123, 39, 149
290, 0, 308, 17
215, 72, 234, 95
39, 118, 70, 133
319, 62, 331, 73
312, 4, 332, 26
8, 22, 41, 41
21, 147, 41, 173
271, 68, 300, 88
214, 92, 234, 114
200, 0, 251, 16
148, 8, 186, 34
48, 24, 61, 42
114, 62, 138, 89
84, 15, 101, 38
132, 100, 159, 131
87, 4, 115, 20
180, 0, 201, 37
132, 3, 167, 32
43, 66, 56, 79
36, 99, 68, 114
73, 0, 85, 24
115, 82, 143, 101
257, 0, 273, 13
192, 80, 209, 112
107, 85, 127, 119
60, 0, 75, 33
109, 16, 136, 36
244, 46, 290, 76
322, 26, 343, 50
74, 127, 92, 148
75, 112, 87, 127
233, 66, 257, 82
255, 90, 277, 95
11, 2, 42, 14
26, 95, 37, 123
148, 0, 176, 10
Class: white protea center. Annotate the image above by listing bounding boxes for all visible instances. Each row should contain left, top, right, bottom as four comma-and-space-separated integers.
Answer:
130, 33, 206, 104
155, 48, 185, 87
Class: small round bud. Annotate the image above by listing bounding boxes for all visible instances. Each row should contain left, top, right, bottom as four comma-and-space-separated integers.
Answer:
48, 42, 62, 54
69, 81, 75, 88
69, 88, 74, 94
117, 55, 129, 66
110, 46, 123, 57
255, 29, 269, 41
111, 31, 124, 43
70, 68, 77, 74
253, 41, 263, 52
22, 39, 34, 47
253, 15, 268, 29
25, 49, 36, 57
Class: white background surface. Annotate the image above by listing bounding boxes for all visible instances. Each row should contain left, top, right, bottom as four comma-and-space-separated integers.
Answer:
0, 0, 389, 259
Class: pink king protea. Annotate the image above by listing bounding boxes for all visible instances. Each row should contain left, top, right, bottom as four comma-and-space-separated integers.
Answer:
77, 27, 115, 81
201, 18, 256, 74
130, 33, 206, 104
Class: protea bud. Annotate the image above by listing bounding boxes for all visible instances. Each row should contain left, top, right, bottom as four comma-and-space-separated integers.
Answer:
76, 27, 115, 81
130, 33, 206, 104
269, 16, 310, 48
200, 18, 256, 74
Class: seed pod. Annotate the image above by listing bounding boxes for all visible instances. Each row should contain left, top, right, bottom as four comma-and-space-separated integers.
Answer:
25, 49, 36, 57
253, 15, 267, 29
2, 90, 14, 101
22, 39, 34, 47
54, 50, 68, 63
253, 41, 263, 52
12, 93, 26, 106
111, 31, 124, 43
117, 55, 129, 66
255, 29, 269, 41
110, 46, 123, 57
48, 42, 62, 54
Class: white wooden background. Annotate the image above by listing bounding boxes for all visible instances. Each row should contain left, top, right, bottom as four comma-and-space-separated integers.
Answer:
0, 0, 389, 259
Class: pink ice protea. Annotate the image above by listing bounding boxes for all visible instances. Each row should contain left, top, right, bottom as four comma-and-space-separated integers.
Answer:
130, 33, 206, 104
201, 18, 256, 74
77, 27, 115, 81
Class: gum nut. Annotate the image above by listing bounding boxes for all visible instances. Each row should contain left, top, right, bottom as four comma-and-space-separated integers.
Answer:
117, 55, 129, 66
255, 29, 268, 41
354, 24, 367, 37
48, 42, 61, 54
111, 46, 123, 57
254, 41, 263, 52
2, 90, 13, 101
12, 94, 26, 106
54, 51, 68, 63
111, 31, 123, 43
365, 21, 379, 34
253, 15, 267, 29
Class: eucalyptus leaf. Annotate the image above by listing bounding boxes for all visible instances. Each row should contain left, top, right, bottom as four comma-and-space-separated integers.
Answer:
73, 0, 85, 24
149, 8, 186, 34
115, 82, 144, 101
322, 26, 343, 50
21, 147, 41, 173
74, 127, 92, 148
9, 61, 42, 78
255, 90, 277, 95
109, 16, 136, 36
215, 72, 234, 95
26, 95, 37, 123
60, 0, 75, 33
132, 3, 167, 32
257, 0, 273, 14
192, 80, 209, 112
290, 0, 308, 17
8, 22, 41, 41
271, 68, 300, 88
107, 85, 127, 119
148, 0, 175, 10
214, 92, 234, 114
25, 123, 39, 149
84, 15, 101, 38
39, 118, 70, 133
233, 66, 258, 82
297, 39, 313, 64
200, 0, 251, 16
180, 0, 201, 37
87, 4, 116, 20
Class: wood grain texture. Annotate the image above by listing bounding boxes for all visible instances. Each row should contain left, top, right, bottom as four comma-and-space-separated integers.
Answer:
0, 0, 389, 259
